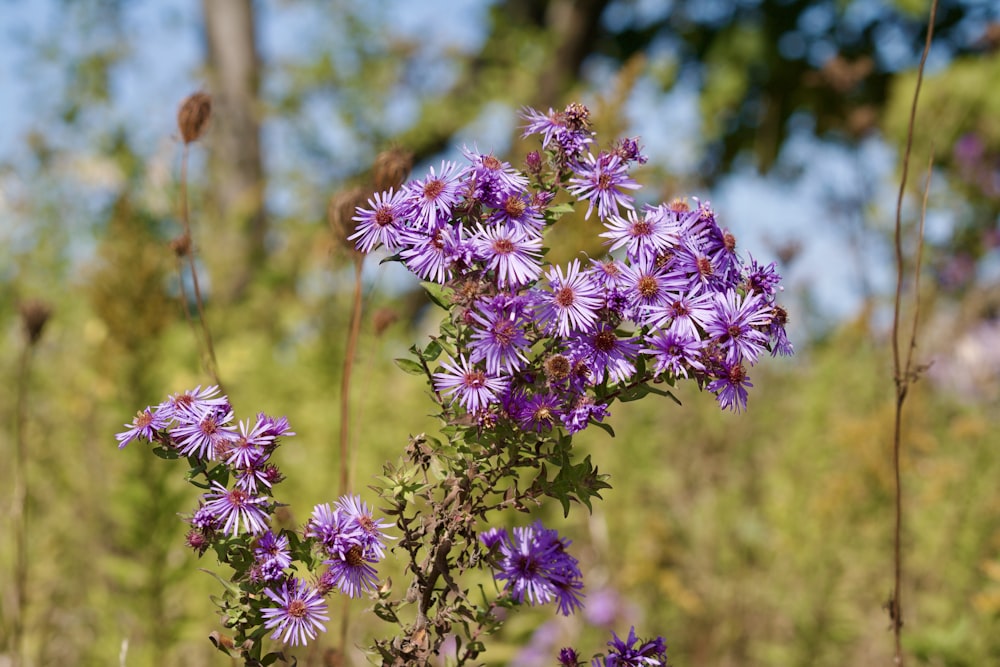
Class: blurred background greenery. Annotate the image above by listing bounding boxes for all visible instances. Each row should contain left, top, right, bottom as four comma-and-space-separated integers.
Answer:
2, 0, 1000, 665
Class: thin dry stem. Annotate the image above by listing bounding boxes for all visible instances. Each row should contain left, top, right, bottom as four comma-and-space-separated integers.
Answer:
13, 340, 34, 667
178, 144, 225, 392
889, 2, 937, 664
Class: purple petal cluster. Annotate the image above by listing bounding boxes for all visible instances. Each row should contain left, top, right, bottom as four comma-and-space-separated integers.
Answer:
593, 627, 668, 667
482, 521, 584, 616
307, 495, 393, 599
348, 104, 792, 421
261, 578, 329, 646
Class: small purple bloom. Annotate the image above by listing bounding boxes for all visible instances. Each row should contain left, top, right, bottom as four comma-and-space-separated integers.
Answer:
493, 520, 584, 616
473, 224, 543, 288
349, 187, 412, 252
321, 545, 379, 599
707, 360, 753, 413
468, 299, 533, 375
202, 482, 269, 536
156, 385, 228, 422
261, 578, 329, 646
703, 290, 771, 365
480, 526, 507, 550
225, 416, 274, 469
405, 160, 465, 229
569, 325, 640, 385
433, 355, 508, 415
306, 502, 361, 557
561, 396, 610, 434
535, 259, 603, 337
170, 405, 239, 461
600, 207, 679, 263
254, 530, 293, 572
643, 328, 704, 379
513, 391, 563, 433
116, 407, 167, 449
567, 152, 639, 221
335, 494, 394, 561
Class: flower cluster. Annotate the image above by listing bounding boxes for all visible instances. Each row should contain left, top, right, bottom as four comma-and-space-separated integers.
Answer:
481, 521, 584, 616
116, 386, 393, 651
351, 104, 790, 433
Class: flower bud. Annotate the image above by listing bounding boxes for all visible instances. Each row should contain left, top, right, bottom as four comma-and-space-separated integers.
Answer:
19, 299, 52, 345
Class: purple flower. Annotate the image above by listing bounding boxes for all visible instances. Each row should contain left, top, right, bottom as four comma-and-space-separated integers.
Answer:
567, 152, 639, 220
559, 647, 583, 666
703, 290, 771, 365
202, 482, 269, 536
433, 355, 508, 415
156, 385, 228, 422
170, 405, 238, 461
321, 545, 379, 599
405, 160, 465, 229
399, 225, 471, 284
335, 494, 394, 561
224, 416, 274, 469
468, 299, 533, 375
744, 254, 783, 297
600, 207, 679, 263
116, 407, 167, 449
561, 396, 609, 434
473, 224, 543, 288
535, 260, 603, 337
306, 503, 361, 557
349, 187, 412, 252
569, 325, 640, 385
520, 105, 594, 157
617, 259, 687, 320
480, 526, 507, 550
595, 627, 667, 667
489, 191, 546, 234
513, 391, 563, 433
254, 530, 292, 572
261, 578, 329, 646
707, 360, 753, 413
493, 521, 584, 616
641, 286, 714, 338
643, 328, 704, 379
463, 147, 529, 205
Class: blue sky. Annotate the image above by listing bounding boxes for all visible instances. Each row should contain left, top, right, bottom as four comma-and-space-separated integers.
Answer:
0, 0, 928, 326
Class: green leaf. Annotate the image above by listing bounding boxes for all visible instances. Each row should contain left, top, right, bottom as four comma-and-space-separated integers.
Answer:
394, 358, 425, 375
423, 339, 443, 361
421, 281, 450, 310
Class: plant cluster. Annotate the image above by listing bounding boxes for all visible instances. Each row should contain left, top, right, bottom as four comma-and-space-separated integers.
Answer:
118, 102, 790, 665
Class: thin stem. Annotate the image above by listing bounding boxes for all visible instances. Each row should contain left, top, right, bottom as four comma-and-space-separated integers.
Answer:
13, 341, 34, 667
889, 3, 937, 664
179, 144, 224, 392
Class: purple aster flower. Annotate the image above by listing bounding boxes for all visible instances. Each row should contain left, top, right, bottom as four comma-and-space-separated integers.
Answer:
744, 254, 783, 297
305, 502, 361, 557
261, 578, 329, 646
612, 136, 648, 165
254, 530, 293, 572
768, 304, 793, 357
489, 191, 546, 234
586, 257, 626, 291
702, 222, 741, 288
493, 521, 584, 615
189, 504, 222, 532
535, 259, 603, 337
617, 259, 688, 321
156, 385, 228, 422
569, 325, 640, 385
643, 328, 704, 379
405, 160, 465, 229
256, 412, 295, 440
567, 152, 639, 221
596, 627, 667, 667
170, 405, 238, 461
600, 207, 680, 263
468, 299, 533, 375
202, 482, 269, 536
520, 105, 594, 157
703, 290, 771, 365
224, 416, 274, 469
116, 407, 168, 449
321, 544, 379, 599
473, 224, 543, 288
561, 395, 610, 434
462, 147, 529, 206
672, 241, 722, 293
235, 461, 283, 494
399, 225, 471, 284
433, 355, 508, 415
335, 494, 394, 561
513, 391, 563, 433
349, 187, 412, 252
707, 360, 753, 413
641, 286, 715, 338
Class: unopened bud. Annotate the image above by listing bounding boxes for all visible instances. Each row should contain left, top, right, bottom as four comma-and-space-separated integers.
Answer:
373, 147, 413, 191
19, 299, 52, 345
177, 92, 212, 144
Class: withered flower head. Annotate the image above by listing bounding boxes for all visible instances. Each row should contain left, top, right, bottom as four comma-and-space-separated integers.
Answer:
19, 299, 53, 345
170, 233, 192, 258
373, 147, 414, 191
328, 186, 369, 255
178, 92, 212, 144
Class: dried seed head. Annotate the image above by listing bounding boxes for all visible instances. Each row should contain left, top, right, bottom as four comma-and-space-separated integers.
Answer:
328, 186, 368, 255
177, 92, 212, 144
170, 234, 192, 258
373, 147, 413, 191
19, 299, 52, 345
